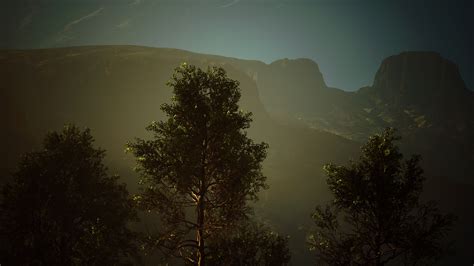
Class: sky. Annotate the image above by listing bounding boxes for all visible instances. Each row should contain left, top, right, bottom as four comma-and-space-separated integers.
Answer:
2, 0, 473, 91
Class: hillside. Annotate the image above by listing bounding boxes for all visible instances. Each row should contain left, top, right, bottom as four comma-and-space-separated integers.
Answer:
1, 46, 472, 264
0, 46, 359, 264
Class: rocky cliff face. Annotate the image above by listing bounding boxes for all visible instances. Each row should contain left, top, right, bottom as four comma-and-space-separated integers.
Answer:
281, 51, 474, 185
361, 52, 474, 138
231, 51, 474, 187
253, 58, 328, 115
369, 52, 472, 120
373, 52, 466, 96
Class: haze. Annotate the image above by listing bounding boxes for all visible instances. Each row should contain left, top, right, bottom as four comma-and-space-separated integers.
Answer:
2, 0, 473, 90
1, 0, 473, 265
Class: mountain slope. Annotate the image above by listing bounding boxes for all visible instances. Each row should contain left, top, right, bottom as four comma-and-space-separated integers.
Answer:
275, 52, 474, 185
1, 46, 472, 264
0, 45, 358, 265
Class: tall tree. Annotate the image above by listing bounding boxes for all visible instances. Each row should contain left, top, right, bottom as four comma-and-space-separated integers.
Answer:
127, 64, 268, 265
0, 125, 138, 266
308, 128, 455, 266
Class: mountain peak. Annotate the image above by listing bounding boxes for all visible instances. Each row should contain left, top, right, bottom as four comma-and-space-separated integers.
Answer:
371, 51, 468, 106
270, 57, 319, 67
268, 57, 327, 88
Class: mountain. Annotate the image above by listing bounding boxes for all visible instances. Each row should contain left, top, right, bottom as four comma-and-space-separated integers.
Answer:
1, 46, 472, 264
362, 52, 474, 185
0, 46, 359, 265
360, 51, 473, 136
370, 51, 470, 109
250, 51, 474, 265
274, 51, 474, 185
253, 58, 327, 115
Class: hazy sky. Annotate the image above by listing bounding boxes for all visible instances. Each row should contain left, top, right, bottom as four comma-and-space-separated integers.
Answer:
2, 0, 473, 90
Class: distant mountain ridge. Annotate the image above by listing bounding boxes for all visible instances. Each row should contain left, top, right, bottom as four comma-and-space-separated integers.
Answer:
214, 50, 474, 186
263, 51, 474, 184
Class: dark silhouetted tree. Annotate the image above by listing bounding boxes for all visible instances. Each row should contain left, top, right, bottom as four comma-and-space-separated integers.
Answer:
0, 125, 138, 266
308, 128, 455, 266
127, 64, 268, 265
207, 220, 291, 266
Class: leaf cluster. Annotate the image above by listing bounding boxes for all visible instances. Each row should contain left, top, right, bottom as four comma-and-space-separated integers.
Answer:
127, 64, 269, 262
207, 220, 291, 266
308, 128, 455, 265
0, 125, 138, 265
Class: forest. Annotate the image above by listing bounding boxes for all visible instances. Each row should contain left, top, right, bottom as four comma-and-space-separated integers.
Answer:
0, 64, 456, 265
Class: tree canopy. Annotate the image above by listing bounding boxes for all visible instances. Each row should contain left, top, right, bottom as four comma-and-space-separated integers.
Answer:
0, 125, 138, 265
308, 128, 455, 266
207, 220, 291, 266
127, 64, 269, 265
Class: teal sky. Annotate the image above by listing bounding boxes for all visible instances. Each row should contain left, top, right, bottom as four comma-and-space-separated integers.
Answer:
2, 0, 472, 91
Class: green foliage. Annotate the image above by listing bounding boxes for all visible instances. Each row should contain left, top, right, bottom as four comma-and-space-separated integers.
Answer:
127, 64, 268, 264
0, 125, 138, 265
207, 220, 291, 266
308, 128, 455, 265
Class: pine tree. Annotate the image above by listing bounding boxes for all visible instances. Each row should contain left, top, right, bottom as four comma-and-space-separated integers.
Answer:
0, 125, 138, 265
128, 64, 268, 265
308, 128, 455, 265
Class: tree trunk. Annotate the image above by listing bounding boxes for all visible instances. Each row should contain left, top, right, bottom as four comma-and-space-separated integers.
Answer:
197, 132, 208, 266
375, 236, 383, 266
197, 193, 206, 266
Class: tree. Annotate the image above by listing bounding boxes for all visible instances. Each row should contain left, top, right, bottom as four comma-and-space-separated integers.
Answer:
0, 125, 138, 265
207, 220, 291, 266
308, 128, 455, 266
127, 64, 268, 265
